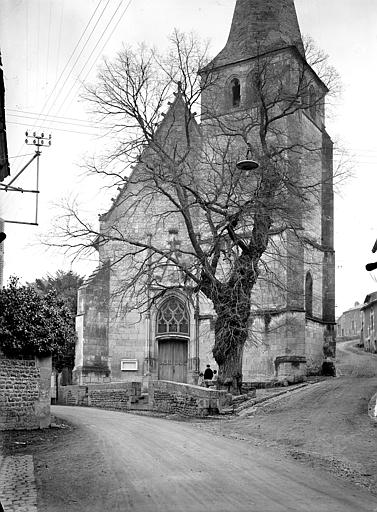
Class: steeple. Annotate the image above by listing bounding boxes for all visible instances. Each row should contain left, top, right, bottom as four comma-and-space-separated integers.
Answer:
210, 0, 305, 69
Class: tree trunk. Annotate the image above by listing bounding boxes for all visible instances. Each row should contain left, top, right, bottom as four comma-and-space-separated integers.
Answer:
212, 290, 250, 394
201, 254, 259, 394
217, 340, 244, 394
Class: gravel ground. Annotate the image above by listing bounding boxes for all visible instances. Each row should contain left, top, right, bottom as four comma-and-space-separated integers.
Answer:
188, 340, 377, 495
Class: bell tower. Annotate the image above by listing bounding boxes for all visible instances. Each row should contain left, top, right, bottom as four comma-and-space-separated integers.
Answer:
200, 0, 335, 380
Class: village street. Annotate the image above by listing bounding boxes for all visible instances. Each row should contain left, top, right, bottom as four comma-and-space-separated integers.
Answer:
24, 402, 377, 512
3, 339, 377, 511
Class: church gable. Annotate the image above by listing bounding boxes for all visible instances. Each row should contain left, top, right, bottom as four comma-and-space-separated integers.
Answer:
100, 88, 201, 228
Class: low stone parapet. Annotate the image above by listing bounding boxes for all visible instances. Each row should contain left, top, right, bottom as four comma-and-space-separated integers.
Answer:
57, 382, 141, 410
0, 356, 51, 430
148, 380, 230, 417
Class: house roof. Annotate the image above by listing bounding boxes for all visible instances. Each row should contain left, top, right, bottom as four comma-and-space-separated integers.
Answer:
361, 291, 377, 311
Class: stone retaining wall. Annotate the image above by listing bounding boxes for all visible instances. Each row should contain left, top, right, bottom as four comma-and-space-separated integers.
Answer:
148, 380, 230, 417
57, 381, 141, 410
0, 356, 51, 430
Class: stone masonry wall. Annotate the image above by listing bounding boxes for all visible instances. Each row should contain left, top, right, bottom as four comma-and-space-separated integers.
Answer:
58, 382, 141, 411
0, 356, 51, 430
149, 380, 229, 417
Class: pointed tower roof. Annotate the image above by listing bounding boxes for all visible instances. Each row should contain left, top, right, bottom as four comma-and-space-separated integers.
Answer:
209, 0, 305, 69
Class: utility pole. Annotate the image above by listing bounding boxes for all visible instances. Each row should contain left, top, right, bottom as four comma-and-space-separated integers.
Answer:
2, 131, 51, 226
25, 132, 51, 225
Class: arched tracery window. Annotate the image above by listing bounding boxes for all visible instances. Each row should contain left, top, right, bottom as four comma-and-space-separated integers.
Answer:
156, 297, 189, 335
231, 78, 241, 107
305, 272, 313, 317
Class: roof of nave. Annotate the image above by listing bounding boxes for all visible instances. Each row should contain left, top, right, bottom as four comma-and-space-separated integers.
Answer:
98, 87, 201, 223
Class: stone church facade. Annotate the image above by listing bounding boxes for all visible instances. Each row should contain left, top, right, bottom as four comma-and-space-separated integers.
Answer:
73, 0, 335, 387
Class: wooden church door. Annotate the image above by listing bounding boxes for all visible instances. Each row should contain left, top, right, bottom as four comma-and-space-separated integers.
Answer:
158, 339, 188, 383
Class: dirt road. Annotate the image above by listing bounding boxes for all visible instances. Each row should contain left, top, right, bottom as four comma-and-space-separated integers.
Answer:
4, 340, 377, 511
194, 340, 377, 494
29, 404, 377, 512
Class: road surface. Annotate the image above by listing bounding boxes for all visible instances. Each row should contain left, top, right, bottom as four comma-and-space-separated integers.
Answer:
192, 339, 377, 495
48, 404, 377, 512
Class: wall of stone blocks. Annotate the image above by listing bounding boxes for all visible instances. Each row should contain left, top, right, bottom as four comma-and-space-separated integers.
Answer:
57, 382, 141, 411
242, 311, 306, 381
149, 380, 229, 417
74, 265, 110, 384
305, 320, 326, 373
0, 356, 51, 430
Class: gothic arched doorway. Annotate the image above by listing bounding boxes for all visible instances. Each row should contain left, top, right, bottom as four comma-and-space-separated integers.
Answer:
156, 297, 189, 383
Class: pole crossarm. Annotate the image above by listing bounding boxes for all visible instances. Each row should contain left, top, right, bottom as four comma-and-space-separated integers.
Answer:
0, 131, 51, 226
3, 152, 39, 189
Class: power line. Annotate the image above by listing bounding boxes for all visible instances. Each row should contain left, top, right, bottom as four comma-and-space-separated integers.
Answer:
56, 0, 130, 117
40, 0, 113, 127
6, 108, 108, 126
7, 120, 102, 137
6, 111, 112, 130
55, 0, 65, 83
82, 0, 133, 87
34, 0, 105, 129
8, 153, 35, 160
12, 0, 106, 173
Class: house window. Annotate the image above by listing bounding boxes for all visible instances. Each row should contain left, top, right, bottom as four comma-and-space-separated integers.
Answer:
370, 310, 374, 332
156, 297, 189, 335
351, 320, 355, 333
305, 271, 313, 317
231, 78, 241, 107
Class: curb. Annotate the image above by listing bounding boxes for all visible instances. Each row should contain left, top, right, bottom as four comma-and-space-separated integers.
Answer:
236, 381, 321, 417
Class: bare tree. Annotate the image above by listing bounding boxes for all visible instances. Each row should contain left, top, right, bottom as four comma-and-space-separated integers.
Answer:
51, 31, 341, 390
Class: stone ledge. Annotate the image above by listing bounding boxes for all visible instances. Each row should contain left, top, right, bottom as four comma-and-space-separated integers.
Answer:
149, 380, 229, 417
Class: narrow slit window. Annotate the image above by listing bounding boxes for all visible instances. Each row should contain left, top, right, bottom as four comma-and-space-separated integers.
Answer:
305, 272, 313, 317
231, 78, 241, 107
309, 86, 317, 118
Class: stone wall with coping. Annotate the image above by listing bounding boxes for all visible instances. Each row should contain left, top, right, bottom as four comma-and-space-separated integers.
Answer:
57, 381, 142, 410
0, 356, 51, 430
148, 380, 230, 417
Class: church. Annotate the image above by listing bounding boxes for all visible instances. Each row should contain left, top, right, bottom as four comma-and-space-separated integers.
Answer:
73, 0, 335, 387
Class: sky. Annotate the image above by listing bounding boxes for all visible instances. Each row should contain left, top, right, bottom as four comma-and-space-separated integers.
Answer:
1, 0, 377, 317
